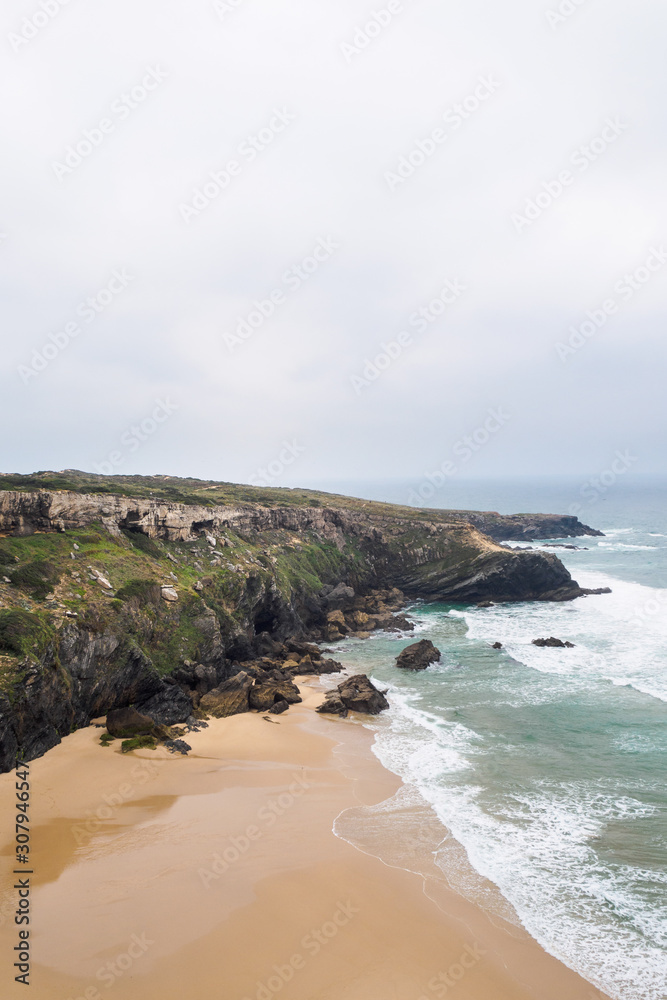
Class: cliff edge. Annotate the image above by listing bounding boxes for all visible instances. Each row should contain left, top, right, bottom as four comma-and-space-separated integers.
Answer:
0, 473, 604, 770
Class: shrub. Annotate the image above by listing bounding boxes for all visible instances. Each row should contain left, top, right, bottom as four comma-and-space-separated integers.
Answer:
10, 560, 60, 599
77, 533, 102, 545
121, 529, 162, 559
115, 579, 162, 604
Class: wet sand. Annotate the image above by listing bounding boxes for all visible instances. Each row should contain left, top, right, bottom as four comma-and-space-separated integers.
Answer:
0, 682, 610, 1000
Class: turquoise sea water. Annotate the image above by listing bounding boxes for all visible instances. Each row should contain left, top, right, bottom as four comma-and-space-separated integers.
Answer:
321, 478, 667, 1000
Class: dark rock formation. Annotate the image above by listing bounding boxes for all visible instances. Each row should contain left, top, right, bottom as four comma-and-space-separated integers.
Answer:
199, 672, 253, 718
543, 544, 588, 551
289, 656, 343, 676
184, 716, 209, 733
106, 707, 169, 739
164, 739, 191, 755
170, 661, 218, 697
317, 690, 347, 717
317, 674, 389, 717
395, 546, 591, 604
395, 640, 441, 671
491, 642, 503, 649
322, 583, 356, 610
532, 637, 576, 648
269, 699, 289, 715
448, 511, 604, 541
135, 686, 193, 726
248, 674, 302, 711
319, 590, 415, 642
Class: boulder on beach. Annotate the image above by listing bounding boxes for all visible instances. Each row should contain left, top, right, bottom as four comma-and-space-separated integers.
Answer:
199, 672, 253, 718
135, 686, 193, 726
248, 675, 302, 711
317, 674, 389, 717
106, 707, 169, 740
269, 699, 290, 715
395, 639, 441, 671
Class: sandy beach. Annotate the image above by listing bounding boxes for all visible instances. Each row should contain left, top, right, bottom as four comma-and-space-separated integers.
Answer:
0, 680, 610, 1000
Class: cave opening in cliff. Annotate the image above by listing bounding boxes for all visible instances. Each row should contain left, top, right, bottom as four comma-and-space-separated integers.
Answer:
254, 607, 281, 636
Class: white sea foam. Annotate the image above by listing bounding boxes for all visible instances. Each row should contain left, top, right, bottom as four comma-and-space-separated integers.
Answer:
369, 697, 667, 1000
597, 542, 658, 551
461, 571, 667, 704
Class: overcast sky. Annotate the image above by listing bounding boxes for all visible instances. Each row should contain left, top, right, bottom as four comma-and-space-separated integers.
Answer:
1, 0, 665, 494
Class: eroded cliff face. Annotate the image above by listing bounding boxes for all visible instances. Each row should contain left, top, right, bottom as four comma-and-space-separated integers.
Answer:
0, 489, 602, 543
0, 485, 601, 771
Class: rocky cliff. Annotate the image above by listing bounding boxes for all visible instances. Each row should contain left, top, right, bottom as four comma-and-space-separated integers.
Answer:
444, 510, 603, 541
0, 474, 604, 771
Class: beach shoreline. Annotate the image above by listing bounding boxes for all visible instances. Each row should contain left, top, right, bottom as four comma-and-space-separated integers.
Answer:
0, 680, 611, 1000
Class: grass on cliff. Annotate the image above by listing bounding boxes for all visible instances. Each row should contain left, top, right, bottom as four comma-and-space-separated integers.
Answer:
0, 609, 55, 698
0, 478, 435, 696
0, 469, 440, 521
9, 560, 61, 599
0, 609, 54, 658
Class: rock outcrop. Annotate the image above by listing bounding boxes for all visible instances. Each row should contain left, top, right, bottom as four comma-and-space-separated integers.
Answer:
532, 637, 576, 648
135, 687, 193, 726
448, 511, 604, 541
248, 672, 302, 711
395, 640, 441, 671
317, 674, 389, 717
320, 587, 414, 641
269, 700, 289, 715
199, 673, 253, 718
106, 707, 169, 740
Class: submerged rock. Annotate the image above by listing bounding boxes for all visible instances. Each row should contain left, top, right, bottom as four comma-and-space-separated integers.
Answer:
395, 639, 441, 671
318, 674, 389, 717
532, 637, 576, 648
543, 543, 588, 551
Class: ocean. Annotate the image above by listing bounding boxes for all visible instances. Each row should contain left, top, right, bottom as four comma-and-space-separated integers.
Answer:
319, 477, 667, 1000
